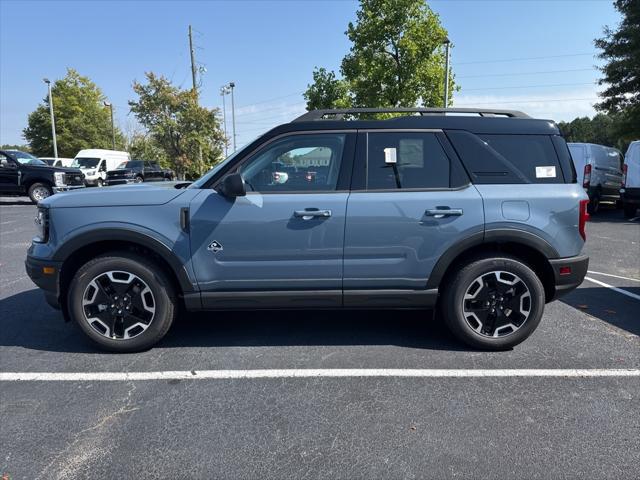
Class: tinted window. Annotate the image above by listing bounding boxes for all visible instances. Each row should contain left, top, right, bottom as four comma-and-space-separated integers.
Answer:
128, 161, 144, 169
480, 134, 563, 183
240, 134, 346, 192
367, 132, 450, 189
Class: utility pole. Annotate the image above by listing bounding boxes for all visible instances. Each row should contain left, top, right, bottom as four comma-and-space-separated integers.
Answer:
104, 101, 116, 150
443, 38, 451, 108
43, 78, 58, 159
220, 86, 229, 157
229, 82, 236, 152
189, 25, 198, 99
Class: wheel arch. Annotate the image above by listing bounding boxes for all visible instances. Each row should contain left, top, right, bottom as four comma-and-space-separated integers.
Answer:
54, 228, 196, 317
427, 229, 558, 302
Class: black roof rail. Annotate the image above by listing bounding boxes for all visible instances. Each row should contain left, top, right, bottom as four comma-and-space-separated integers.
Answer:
293, 107, 531, 122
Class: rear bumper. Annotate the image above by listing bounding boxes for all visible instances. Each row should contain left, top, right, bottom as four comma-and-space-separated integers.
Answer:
25, 255, 62, 309
620, 187, 640, 204
549, 255, 589, 300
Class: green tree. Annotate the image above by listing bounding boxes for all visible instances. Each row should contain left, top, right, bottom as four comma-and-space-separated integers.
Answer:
595, 0, 639, 141
558, 114, 630, 150
23, 69, 124, 157
129, 73, 225, 179
304, 0, 453, 110
125, 131, 169, 167
303, 68, 351, 110
0, 144, 30, 152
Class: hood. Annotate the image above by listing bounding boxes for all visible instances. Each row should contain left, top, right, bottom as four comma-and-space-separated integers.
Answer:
41, 182, 188, 208
21, 164, 82, 174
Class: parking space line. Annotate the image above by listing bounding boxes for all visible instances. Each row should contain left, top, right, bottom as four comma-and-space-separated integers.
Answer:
587, 270, 640, 283
1, 369, 639, 382
584, 276, 640, 301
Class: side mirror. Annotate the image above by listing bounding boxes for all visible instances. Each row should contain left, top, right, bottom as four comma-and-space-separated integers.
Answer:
0, 158, 14, 169
218, 173, 246, 198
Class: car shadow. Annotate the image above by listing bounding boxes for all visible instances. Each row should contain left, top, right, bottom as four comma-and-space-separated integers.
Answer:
560, 286, 640, 336
0, 288, 471, 354
0, 199, 34, 206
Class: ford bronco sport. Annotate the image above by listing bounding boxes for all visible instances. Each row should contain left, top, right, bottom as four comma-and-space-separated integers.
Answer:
26, 108, 590, 352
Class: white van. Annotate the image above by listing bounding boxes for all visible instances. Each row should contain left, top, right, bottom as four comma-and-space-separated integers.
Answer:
72, 149, 130, 187
568, 142, 623, 214
621, 140, 640, 218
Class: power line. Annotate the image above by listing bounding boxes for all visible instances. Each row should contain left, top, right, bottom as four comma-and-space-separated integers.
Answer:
236, 91, 304, 109
462, 82, 596, 92
455, 97, 598, 106
453, 52, 596, 66
458, 67, 596, 79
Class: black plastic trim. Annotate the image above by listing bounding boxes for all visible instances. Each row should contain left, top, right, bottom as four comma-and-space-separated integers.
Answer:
343, 289, 438, 308
548, 255, 589, 300
484, 228, 559, 258
52, 228, 196, 293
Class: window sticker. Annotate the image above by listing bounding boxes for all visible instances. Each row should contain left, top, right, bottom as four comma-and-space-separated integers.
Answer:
535, 166, 556, 178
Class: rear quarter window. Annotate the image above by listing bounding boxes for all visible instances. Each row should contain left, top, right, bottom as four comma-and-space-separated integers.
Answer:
480, 134, 564, 184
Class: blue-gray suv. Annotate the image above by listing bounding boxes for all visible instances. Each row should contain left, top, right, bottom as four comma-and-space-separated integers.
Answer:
26, 108, 590, 352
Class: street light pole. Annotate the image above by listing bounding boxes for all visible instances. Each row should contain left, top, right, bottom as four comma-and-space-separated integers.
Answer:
443, 38, 451, 108
229, 82, 236, 152
43, 78, 58, 159
104, 101, 116, 150
220, 87, 229, 157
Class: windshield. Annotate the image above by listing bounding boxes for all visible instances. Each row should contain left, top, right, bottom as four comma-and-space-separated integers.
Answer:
116, 162, 128, 169
190, 140, 257, 188
8, 151, 46, 166
72, 157, 100, 168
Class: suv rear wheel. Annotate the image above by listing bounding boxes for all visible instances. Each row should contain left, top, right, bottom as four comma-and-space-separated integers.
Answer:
441, 254, 545, 350
67, 251, 176, 352
28, 182, 53, 203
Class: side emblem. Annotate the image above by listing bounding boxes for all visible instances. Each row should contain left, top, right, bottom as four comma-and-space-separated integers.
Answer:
207, 240, 223, 253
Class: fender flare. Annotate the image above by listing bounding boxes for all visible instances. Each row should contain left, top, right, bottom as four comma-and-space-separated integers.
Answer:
426, 228, 558, 289
52, 227, 196, 293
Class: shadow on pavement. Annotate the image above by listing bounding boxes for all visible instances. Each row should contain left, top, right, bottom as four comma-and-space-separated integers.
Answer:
0, 288, 470, 354
560, 286, 640, 336
0, 199, 34, 206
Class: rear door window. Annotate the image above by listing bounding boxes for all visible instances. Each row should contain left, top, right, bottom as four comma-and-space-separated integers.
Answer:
366, 132, 450, 189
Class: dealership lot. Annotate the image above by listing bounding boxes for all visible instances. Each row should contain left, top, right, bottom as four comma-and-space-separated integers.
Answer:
1, 198, 639, 478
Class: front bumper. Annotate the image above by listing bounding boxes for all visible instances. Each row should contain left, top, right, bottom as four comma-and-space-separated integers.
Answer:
549, 255, 589, 300
104, 178, 135, 186
53, 185, 85, 193
25, 255, 63, 309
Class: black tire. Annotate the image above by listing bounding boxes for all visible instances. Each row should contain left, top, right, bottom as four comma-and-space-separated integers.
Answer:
67, 251, 177, 352
623, 203, 637, 218
587, 192, 600, 215
441, 254, 545, 350
96, 178, 103, 187
134, 175, 143, 183
27, 182, 53, 203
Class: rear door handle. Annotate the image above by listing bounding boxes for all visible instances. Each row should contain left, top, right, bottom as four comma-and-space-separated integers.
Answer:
425, 207, 463, 219
294, 209, 332, 219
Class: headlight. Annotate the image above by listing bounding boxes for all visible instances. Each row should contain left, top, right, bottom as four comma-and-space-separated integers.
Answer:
54, 171, 66, 187
34, 207, 49, 243
87, 170, 96, 176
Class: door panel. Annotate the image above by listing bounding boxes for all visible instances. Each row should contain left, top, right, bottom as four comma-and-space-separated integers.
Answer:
0, 156, 20, 192
343, 187, 484, 289
189, 191, 348, 292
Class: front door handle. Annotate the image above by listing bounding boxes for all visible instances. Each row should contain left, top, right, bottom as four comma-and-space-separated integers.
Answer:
425, 207, 463, 219
294, 209, 332, 220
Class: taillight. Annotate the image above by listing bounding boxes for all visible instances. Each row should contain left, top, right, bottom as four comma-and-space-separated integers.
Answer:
583, 164, 592, 188
579, 199, 589, 241
622, 164, 628, 188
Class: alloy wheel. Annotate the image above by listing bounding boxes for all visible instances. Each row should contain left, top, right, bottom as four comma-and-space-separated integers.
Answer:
82, 270, 156, 340
32, 186, 50, 201
462, 270, 531, 338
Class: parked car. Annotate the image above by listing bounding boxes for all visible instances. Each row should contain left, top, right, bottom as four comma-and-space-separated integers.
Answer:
72, 149, 131, 187
40, 157, 75, 168
568, 142, 624, 214
621, 140, 640, 218
26, 107, 589, 352
161, 167, 176, 181
0, 150, 85, 203
104, 160, 165, 185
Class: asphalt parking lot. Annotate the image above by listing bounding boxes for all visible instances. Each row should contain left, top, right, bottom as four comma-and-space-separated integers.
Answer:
1, 197, 639, 479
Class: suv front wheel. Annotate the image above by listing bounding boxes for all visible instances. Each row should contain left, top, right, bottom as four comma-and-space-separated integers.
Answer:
441, 254, 545, 350
68, 251, 177, 352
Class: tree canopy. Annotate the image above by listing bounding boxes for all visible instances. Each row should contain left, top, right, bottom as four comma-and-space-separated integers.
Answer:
557, 114, 621, 148
304, 0, 454, 110
595, 0, 639, 140
23, 69, 123, 157
128, 72, 225, 179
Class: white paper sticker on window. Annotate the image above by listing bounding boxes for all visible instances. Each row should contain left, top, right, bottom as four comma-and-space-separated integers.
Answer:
536, 166, 556, 178
383, 147, 397, 164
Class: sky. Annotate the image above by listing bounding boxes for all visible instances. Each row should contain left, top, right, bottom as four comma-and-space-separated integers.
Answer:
0, 0, 622, 151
